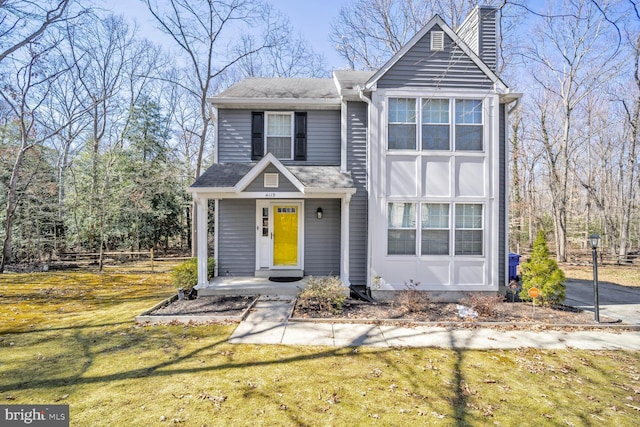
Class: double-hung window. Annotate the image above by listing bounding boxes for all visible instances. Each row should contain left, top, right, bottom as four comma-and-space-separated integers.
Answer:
455, 99, 483, 151
266, 112, 293, 159
421, 203, 450, 255
454, 204, 483, 255
387, 97, 483, 151
422, 99, 450, 150
388, 202, 416, 255
388, 98, 416, 149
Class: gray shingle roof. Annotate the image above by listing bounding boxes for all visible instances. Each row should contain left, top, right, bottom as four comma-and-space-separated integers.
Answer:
190, 163, 354, 190
215, 78, 339, 100
333, 70, 376, 90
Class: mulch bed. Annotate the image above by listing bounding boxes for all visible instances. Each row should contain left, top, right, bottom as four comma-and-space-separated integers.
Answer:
149, 295, 256, 317
293, 299, 618, 326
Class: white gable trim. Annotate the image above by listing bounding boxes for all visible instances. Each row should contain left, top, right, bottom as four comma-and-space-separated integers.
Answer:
234, 152, 306, 194
365, 15, 507, 93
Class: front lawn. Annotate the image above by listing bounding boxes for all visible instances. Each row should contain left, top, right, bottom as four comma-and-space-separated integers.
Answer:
1, 263, 639, 426
562, 263, 640, 288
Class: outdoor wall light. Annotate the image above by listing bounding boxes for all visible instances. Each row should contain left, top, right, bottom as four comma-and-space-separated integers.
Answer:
588, 233, 601, 322
316, 207, 323, 220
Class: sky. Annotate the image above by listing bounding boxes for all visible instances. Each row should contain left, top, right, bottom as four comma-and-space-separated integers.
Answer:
104, 0, 349, 70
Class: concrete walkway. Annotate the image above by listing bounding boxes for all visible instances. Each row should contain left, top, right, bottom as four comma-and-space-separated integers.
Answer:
229, 296, 640, 350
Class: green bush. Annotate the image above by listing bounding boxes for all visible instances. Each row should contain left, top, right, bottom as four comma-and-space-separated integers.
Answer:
297, 276, 347, 314
519, 230, 566, 305
171, 257, 215, 290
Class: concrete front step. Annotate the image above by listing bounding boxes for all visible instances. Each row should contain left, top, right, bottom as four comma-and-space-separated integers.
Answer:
195, 276, 305, 297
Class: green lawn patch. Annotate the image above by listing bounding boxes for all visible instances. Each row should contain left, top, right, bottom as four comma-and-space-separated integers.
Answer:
1, 263, 639, 426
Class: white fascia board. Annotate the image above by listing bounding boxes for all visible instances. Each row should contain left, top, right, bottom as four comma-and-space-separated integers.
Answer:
499, 92, 523, 103
304, 188, 357, 196
187, 187, 235, 195
234, 153, 306, 194
210, 97, 341, 110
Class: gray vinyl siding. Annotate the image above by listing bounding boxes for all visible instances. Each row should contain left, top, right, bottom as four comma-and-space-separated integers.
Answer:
218, 109, 252, 162
243, 165, 300, 192
306, 110, 341, 164
217, 109, 340, 165
218, 199, 255, 276
377, 24, 493, 90
499, 103, 506, 288
458, 7, 497, 71
478, 8, 497, 71
304, 199, 341, 276
347, 101, 368, 285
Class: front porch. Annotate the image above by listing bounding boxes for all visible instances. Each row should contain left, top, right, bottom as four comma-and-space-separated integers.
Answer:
195, 276, 309, 297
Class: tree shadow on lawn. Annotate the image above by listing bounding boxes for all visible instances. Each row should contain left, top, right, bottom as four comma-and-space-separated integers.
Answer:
0, 322, 482, 425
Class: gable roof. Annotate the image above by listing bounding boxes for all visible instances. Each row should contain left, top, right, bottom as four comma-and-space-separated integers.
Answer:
234, 153, 305, 193
365, 15, 507, 92
188, 153, 356, 195
211, 78, 341, 109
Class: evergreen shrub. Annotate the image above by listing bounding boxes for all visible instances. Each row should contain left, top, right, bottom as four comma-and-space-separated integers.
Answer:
519, 230, 566, 305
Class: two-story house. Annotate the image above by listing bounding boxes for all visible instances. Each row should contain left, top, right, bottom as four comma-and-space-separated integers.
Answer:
188, 6, 520, 300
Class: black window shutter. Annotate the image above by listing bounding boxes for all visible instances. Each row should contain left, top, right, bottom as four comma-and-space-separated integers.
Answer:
294, 112, 307, 161
251, 112, 264, 160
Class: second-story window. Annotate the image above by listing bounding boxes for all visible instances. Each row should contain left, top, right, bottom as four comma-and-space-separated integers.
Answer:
455, 99, 483, 151
387, 97, 484, 152
266, 112, 293, 159
422, 99, 450, 150
388, 98, 416, 149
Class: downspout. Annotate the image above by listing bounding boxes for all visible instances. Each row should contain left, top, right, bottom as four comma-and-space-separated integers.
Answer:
507, 97, 520, 115
504, 95, 521, 294
357, 86, 376, 301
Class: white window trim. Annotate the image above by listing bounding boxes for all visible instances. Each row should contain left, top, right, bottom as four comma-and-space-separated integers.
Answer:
387, 98, 417, 150
264, 111, 294, 160
386, 97, 485, 153
385, 201, 485, 257
454, 202, 485, 256
453, 99, 484, 152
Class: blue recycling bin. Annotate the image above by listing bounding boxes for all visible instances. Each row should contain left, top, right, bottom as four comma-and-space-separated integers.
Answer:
508, 253, 521, 280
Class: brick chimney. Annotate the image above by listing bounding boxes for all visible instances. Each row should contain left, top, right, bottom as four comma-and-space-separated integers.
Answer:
457, 6, 497, 71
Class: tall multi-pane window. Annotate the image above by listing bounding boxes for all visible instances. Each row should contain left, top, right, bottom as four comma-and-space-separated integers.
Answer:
266, 113, 293, 159
455, 99, 483, 151
421, 203, 449, 255
388, 202, 416, 255
455, 204, 483, 255
388, 98, 416, 149
422, 99, 450, 150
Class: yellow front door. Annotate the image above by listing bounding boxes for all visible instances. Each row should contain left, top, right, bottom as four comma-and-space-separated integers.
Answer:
273, 206, 298, 266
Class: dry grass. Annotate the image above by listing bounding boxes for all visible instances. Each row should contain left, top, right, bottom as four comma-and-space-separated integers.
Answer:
562, 264, 640, 287
1, 263, 639, 426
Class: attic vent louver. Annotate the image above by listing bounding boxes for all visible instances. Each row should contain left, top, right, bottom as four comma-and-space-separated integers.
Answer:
264, 173, 279, 188
431, 31, 444, 51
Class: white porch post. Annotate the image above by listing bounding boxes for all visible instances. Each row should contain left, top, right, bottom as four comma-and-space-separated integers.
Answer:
195, 196, 209, 286
340, 193, 351, 287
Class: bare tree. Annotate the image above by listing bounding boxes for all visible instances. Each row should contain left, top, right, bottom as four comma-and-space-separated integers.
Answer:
0, 43, 73, 271
329, 0, 487, 70
0, 0, 72, 64
234, 13, 328, 78
144, 0, 283, 179
62, 14, 138, 264
0, 0, 89, 271
517, 0, 617, 261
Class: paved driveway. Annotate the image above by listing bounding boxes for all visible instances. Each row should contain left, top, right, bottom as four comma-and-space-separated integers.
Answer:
565, 279, 640, 325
